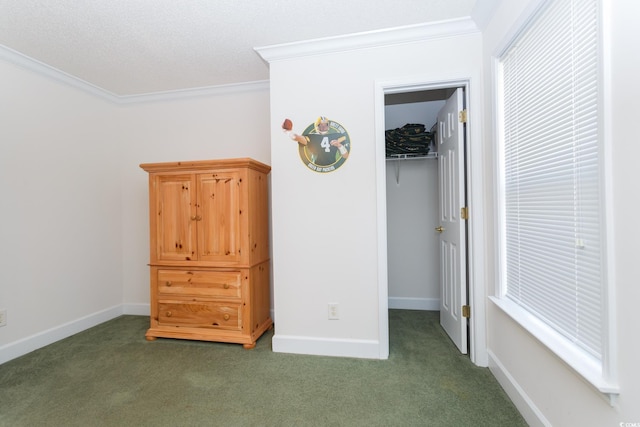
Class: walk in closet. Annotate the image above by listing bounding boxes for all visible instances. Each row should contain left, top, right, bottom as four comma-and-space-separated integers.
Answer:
385, 89, 451, 312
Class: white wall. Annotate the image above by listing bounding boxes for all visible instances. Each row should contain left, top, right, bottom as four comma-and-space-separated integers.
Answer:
267, 29, 483, 358
482, 0, 640, 425
386, 159, 439, 308
0, 51, 271, 363
0, 57, 122, 361
384, 101, 443, 130
118, 89, 271, 308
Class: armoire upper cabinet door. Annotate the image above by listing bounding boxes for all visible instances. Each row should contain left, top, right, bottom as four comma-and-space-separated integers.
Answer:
154, 174, 198, 262
197, 170, 243, 264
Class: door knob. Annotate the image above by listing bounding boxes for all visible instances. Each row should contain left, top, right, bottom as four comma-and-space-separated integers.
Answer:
435, 226, 445, 233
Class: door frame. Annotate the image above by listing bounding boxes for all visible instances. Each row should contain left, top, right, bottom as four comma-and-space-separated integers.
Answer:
374, 77, 488, 366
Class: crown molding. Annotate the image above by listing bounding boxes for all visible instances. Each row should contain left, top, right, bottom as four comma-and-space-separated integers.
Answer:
116, 80, 269, 105
255, 17, 479, 64
2, 17, 479, 103
0, 44, 122, 103
0, 43, 269, 104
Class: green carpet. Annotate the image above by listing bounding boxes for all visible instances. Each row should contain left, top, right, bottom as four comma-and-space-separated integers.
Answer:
0, 310, 527, 426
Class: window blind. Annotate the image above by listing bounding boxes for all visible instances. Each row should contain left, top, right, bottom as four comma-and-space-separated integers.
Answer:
500, 0, 602, 360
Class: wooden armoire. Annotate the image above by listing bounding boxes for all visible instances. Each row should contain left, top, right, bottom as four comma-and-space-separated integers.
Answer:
139, 158, 272, 349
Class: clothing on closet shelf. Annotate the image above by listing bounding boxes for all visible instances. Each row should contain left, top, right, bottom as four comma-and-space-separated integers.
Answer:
385, 123, 434, 158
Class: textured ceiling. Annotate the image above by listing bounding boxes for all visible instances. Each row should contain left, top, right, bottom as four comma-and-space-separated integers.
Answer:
0, 0, 479, 96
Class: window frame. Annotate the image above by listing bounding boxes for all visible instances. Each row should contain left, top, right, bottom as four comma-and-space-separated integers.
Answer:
489, 0, 618, 402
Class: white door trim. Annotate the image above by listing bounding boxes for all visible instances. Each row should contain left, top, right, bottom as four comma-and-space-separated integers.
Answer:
374, 76, 488, 366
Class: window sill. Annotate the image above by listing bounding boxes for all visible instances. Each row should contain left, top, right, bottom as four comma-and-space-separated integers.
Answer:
489, 296, 619, 405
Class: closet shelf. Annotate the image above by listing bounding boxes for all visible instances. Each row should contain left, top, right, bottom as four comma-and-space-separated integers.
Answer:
386, 152, 438, 161
387, 152, 438, 184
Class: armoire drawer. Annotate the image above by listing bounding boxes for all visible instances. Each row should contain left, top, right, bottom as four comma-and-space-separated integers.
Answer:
157, 269, 242, 299
157, 301, 241, 330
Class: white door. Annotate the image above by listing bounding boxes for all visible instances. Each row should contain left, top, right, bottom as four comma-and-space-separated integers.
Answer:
437, 88, 468, 353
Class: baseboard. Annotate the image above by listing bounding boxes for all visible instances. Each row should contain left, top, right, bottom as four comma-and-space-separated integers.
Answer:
272, 334, 383, 359
487, 349, 550, 427
0, 305, 124, 365
123, 303, 150, 316
0, 302, 271, 365
388, 297, 440, 311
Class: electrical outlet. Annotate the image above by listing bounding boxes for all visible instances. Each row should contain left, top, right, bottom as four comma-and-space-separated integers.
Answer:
0, 309, 6, 327
328, 303, 339, 320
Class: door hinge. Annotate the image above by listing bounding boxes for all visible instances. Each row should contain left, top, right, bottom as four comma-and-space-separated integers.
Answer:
459, 109, 467, 123
462, 305, 471, 318
461, 206, 469, 220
